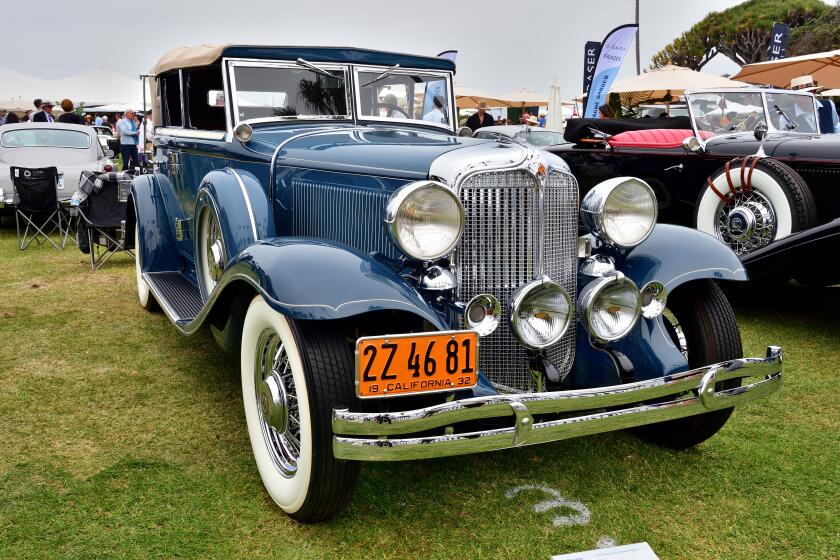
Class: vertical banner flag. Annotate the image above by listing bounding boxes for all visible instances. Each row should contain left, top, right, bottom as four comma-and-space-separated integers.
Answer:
437, 50, 458, 63
583, 24, 639, 119
582, 41, 601, 95
767, 23, 789, 61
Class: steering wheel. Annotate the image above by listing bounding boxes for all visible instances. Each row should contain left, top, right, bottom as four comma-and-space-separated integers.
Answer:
371, 103, 411, 119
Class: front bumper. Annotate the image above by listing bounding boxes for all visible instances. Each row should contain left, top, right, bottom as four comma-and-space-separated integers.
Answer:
333, 346, 782, 461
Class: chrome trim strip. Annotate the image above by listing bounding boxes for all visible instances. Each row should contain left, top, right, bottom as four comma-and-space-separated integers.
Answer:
332, 346, 783, 461
229, 168, 258, 241
154, 127, 227, 141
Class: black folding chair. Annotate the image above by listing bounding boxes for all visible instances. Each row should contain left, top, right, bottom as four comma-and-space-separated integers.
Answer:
11, 166, 69, 250
75, 171, 135, 269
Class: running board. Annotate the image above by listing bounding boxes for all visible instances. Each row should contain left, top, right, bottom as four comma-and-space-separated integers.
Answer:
144, 271, 203, 324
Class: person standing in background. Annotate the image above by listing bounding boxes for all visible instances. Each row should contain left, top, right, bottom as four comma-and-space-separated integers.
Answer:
58, 99, 85, 124
4, 112, 20, 124
94, 114, 103, 126
465, 101, 494, 132
32, 100, 55, 122
117, 108, 140, 170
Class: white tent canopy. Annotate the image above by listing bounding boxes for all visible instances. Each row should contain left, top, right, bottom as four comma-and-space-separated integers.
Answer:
609, 65, 747, 106
732, 49, 840, 89
0, 66, 150, 109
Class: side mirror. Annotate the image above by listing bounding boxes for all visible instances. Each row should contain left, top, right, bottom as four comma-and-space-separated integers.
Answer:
104, 149, 115, 158
457, 126, 473, 138
681, 136, 705, 154
207, 90, 225, 107
754, 122, 768, 142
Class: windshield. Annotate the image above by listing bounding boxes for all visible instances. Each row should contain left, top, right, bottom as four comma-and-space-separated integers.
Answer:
688, 91, 766, 135
1, 128, 91, 148
356, 69, 452, 128
523, 130, 565, 147
766, 92, 818, 133
231, 63, 349, 121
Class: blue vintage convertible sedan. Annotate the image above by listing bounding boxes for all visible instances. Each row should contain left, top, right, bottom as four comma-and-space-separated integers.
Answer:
132, 44, 783, 522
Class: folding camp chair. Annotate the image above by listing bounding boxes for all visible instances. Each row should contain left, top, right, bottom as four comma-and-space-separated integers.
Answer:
75, 171, 135, 269
11, 166, 69, 250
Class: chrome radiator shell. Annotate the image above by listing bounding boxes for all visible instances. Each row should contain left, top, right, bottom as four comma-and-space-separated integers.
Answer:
455, 166, 579, 392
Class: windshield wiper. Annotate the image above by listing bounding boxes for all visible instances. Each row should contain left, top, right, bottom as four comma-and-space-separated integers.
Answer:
295, 58, 343, 81
773, 104, 798, 130
360, 64, 401, 88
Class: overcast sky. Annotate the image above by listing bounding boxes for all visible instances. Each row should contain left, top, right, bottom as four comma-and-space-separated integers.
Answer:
2, 0, 785, 95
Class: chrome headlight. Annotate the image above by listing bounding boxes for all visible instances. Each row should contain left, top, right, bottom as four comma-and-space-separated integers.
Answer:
510, 277, 572, 350
385, 181, 464, 260
580, 177, 657, 248
579, 272, 640, 342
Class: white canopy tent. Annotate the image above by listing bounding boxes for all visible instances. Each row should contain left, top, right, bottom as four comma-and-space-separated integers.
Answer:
609, 65, 748, 106
0, 66, 150, 109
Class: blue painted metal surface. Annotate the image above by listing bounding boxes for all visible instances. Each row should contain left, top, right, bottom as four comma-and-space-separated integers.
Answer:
131, 174, 180, 274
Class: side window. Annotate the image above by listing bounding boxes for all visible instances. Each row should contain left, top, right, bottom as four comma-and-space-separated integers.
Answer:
160, 71, 183, 127
184, 65, 226, 131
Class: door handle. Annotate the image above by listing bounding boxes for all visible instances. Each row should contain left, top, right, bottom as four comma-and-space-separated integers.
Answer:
664, 164, 683, 172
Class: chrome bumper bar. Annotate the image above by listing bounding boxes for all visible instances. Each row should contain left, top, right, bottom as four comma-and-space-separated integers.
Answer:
332, 346, 782, 461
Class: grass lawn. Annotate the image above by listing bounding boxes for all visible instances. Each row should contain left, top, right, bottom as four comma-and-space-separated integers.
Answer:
0, 222, 838, 560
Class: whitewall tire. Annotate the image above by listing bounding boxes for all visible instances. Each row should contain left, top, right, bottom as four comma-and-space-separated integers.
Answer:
135, 223, 158, 311
240, 295, 359, 522
197, 205, 226, 300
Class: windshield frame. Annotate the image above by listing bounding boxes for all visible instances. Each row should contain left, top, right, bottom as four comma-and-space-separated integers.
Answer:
685, 88, 820, 137
352, 65, 456, 132
0, 128, 93, 149
226, 59, 353, 126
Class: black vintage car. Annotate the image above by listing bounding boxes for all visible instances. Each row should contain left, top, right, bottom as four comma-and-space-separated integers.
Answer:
549, 88, 840, 269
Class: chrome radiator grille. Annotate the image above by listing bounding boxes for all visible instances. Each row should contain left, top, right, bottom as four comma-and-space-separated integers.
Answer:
456, 169, 579, 392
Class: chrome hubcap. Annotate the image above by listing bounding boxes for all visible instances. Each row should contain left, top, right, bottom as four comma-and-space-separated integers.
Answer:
662, 308, 688, 360
255, 329, 300, 477
715, 191, 776, 255
203, 210, 225, 287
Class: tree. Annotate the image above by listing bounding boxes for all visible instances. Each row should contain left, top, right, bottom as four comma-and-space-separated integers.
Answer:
651, 0, 828, 70
788, 3, 840, 56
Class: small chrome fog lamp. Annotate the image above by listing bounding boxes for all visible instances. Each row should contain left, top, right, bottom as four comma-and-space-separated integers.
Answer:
509, 277, 572, 350
640, 281, 667, 319
579, 272, 641, 342
580, 177, 657, 249
465, 294, 501, 336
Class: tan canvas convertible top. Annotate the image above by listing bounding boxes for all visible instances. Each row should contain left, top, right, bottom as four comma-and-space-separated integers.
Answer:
152, 44, 230, 76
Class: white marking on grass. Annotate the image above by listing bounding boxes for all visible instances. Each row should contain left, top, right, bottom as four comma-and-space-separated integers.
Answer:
597, 536, 617, 548
505, 484, 591, 527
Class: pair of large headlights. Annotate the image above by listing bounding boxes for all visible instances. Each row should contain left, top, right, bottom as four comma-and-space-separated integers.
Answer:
385, 176, 658, 347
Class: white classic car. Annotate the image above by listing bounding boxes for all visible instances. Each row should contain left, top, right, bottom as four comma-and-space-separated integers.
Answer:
0, 123, 115, 207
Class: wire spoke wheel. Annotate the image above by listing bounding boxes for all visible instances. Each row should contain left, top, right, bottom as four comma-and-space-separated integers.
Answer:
714, 190, 776, 255
255, 329, 301, 478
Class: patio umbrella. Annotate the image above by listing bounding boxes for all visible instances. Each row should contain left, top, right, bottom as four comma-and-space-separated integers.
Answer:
609, 65, 747, 106
732, 49, 840, 89
0, 98, 30, 112
546, 81, 565, 131
498, 88, 549, 107
454, 84, 513, 108
819, 88, 840, 97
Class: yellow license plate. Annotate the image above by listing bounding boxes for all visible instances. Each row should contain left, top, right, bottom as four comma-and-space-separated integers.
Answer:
355, 331, 478, 398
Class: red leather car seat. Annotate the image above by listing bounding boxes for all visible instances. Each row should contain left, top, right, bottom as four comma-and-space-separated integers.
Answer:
607, 129, 714, 149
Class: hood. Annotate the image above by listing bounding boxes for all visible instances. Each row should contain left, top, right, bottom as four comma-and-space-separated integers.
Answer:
704, 131, 840, 161
251, 125, 488, 180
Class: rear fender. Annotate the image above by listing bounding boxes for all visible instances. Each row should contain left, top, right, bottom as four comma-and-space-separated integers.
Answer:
130, 173, 180, 273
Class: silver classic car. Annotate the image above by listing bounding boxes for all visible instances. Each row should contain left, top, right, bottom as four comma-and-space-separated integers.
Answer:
0, 123, 115, 207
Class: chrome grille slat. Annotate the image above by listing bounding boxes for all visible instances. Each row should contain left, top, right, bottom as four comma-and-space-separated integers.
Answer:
457, 169, 578, 392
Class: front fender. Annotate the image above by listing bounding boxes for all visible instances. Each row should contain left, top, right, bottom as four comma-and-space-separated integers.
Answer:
131, 173, 180, 273
215, 238, 447, 329
617, 223, 748, 290
194, 168, 275, 260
